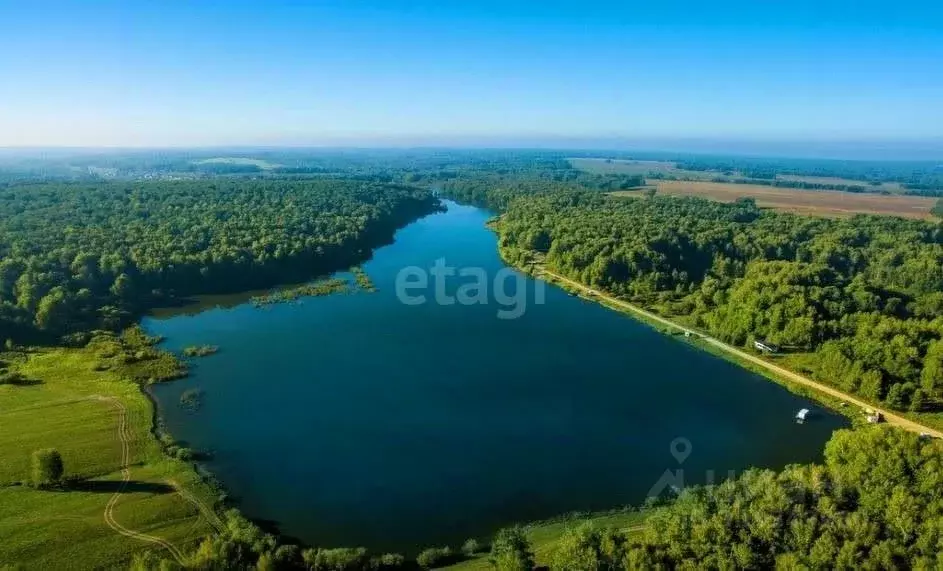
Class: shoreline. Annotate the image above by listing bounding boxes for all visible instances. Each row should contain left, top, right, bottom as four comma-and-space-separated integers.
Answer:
125, 205, 924, 561
497, 242, 943, 438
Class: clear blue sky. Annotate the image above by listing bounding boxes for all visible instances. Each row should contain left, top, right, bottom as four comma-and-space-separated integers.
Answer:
1, 0, 941, 147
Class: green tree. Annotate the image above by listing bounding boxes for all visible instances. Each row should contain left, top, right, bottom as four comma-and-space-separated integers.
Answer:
488, 527, 534, 571
31, 448, 63, 487
34, 286, 71, 330
416, 547, 452, 569
462, 538, 482, 557
110, 273, 134, 300
302, 547, 369, 571
549, 524, 620, 571
373, 553, 406, 569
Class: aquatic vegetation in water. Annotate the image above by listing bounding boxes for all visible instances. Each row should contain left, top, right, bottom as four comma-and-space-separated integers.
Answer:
179, 388, 205, 411
351, 266, 378, 292
251, 277, 352, 307
183, 345, 219, 358
250, 268, 379, 308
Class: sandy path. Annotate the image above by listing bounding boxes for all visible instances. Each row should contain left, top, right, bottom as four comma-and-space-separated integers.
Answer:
98, 396, 188, 564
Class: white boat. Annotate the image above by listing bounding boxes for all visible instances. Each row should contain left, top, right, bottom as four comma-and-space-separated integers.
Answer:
796, 408, 810, 422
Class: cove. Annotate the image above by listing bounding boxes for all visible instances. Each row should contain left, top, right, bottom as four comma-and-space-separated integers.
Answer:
146, 201, 848, 553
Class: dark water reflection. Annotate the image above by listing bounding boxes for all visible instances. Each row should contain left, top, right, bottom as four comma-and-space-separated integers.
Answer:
147, 201, 847, 552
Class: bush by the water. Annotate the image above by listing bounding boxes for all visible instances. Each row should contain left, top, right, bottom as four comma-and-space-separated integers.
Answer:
462, 537, 482, 556
86, 327, 187, 384
302, 546, 370, 570
351, 266, 378, 293
182, 345, 218, 358
416, 546, 453, 568
251, 277, 352, 307
488, 527, 535, 571
179, 388, 204, 411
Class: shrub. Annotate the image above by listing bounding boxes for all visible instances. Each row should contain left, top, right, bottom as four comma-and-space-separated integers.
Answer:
31, 448, 64, 487
373, 553, 406, 569
488, 527, 534, 571
462, 538, 482, 557
271, 545, 302, 568
0, 371, 26, 385
416, 546, 452, 569
183, 345, 219, 358
179, 388, 205, 411
302, 547, 369, 571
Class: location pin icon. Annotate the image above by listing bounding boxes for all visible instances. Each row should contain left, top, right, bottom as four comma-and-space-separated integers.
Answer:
670, 437, 692, 464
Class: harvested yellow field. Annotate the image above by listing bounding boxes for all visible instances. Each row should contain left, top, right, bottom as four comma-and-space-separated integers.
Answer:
640, 180, 937, 219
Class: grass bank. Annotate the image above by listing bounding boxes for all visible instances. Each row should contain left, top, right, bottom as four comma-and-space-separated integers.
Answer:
0, 342, 220, 568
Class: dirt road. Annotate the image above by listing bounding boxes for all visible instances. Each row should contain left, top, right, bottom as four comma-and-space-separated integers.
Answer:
100, 397, 188, 564
540, 269, 943, 439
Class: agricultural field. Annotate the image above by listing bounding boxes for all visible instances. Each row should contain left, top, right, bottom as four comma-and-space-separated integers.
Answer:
617, 180, 938, 219
572, 158, 909, 194
0, 347, 218, 569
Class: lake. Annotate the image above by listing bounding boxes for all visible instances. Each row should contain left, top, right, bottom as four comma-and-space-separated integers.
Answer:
146, 200, 848, 552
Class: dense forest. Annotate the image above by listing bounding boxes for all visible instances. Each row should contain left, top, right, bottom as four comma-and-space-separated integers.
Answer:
461, 186, 943, 414
549, 426, 943, 570
0, 179, 438, 341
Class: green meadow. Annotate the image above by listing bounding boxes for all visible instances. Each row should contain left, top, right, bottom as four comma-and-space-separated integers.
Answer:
0, 347, 218, 569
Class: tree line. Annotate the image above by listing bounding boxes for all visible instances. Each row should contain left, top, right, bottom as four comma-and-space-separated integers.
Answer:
545, 426, 943, 570
125, 427, 942, 570
0, 179, 438, 342
468, 186, 943, 414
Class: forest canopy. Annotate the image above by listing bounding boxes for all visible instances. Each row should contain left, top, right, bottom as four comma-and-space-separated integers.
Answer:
0, 179, 437, 341
484, 188, 943, 414
548, 426, 943, 570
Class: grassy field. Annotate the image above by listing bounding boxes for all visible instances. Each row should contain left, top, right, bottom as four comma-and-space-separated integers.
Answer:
0, 347, 218, 569
614, 180, 937, 219
441, 511, 647, 570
